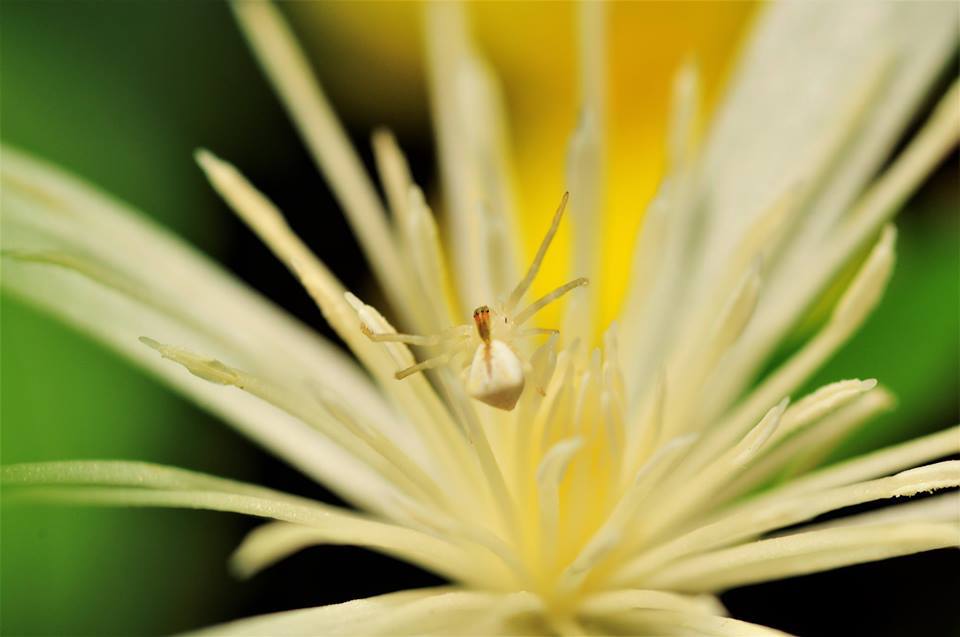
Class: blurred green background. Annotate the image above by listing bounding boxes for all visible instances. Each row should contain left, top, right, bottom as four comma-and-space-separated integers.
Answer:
1, 2, 957, 636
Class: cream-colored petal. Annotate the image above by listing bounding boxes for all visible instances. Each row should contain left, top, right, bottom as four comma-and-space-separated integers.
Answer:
696, 0, 955, 278
782, 492, 960, 535
714, 388, 894, 503
0, 148, 412, 515
619, 1, 957, 432
618, 175, 701, 401
424, 1, 522, 310
188, 588, 541, 637
139, 337, 452, 517
557, 434, 699, 592
689, 226, 896, 475
229, 1, 414, 316
536, 437, 583, 565
763, 378, 878, 444
2, 460, 494, 585
344, 293, 489, 515
195, 150, 487, 497
639, 401, 787, 543
230, 519, 516, 590
618, 195, 669, 386
561, 1, 606, 346
591, 608, 793, 637
837, 81, 960, 251
2, 460, 291, 495
350, 589, 540, 636
613, 461, 960, 586
1, 146, 391, 419
658, 258, 763, 443
647, 522, 959, 593
765, 425, 960, 500
401, 186, 459, 331
187, 588, 450, 636
715, 75, 957, 416
745, 82, 960, 380
230, 521, 328, 579
580, 589, 726, 618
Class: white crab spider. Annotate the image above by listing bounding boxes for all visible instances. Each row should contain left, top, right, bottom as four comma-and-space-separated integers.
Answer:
361, 193, 587, 411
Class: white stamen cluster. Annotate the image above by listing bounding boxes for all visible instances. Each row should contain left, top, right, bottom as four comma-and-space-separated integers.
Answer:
1, 1, 957, 636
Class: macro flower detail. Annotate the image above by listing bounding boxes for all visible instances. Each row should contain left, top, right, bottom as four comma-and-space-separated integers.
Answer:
2, 1, 959, 636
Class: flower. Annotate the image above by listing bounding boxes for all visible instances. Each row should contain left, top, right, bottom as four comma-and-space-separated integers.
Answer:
2, 1, 958, 635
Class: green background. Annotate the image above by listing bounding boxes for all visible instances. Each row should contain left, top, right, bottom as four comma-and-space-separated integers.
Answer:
1, 2, 957, 635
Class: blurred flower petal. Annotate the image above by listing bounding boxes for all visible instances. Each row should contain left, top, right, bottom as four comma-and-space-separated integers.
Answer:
190, 588, 540, 637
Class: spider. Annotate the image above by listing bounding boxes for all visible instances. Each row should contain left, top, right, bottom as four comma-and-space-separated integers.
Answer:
361, 192, 587, 411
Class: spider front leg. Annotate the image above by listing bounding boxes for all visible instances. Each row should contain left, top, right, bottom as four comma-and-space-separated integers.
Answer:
514, 278, 589, 326
516, 327, 560, 338
360, 323, 472, 346
395, 349, 462, 380
360, 323, 473, 380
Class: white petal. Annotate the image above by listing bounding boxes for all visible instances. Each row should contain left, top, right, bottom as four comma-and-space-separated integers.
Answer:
647, 522, 959, 592
698, 1, 955, 277
580, 588, 726, 618
639, 401, 787, 543
614, 461, 960, 586
230, 521, 328, 579
769, 425, 960, 499
0, 147, 406, 514
783, 493, 960, 534
1, 146, 388, 416
401, 186, 459, 331
715, 388, 894, 502
228, 1, 414, 316
536, 437, 583, 564
562, 1, 607, 345
2, 461, 494, 586
590, 608, 793, 637
194, 150, 474, 486
188, 588, 448, 636
424, 1, 522, 310
229, 518, 517, 589
625, 1, 957, 427
343, 293, 487, 510
737, 81, 959, 386
138, 338, 448, 516
188, 588, 541, 637
696, 227, 896, 469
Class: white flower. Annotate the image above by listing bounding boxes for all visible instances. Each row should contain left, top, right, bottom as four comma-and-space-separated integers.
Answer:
2, 1, 958, 635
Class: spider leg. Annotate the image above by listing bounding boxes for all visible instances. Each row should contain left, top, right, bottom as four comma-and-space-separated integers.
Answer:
514, 277, 589, 326
504, 192, 569, 313
395, 350, 459, 380
361, 323, 470, 346
516, 327, 560, 338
